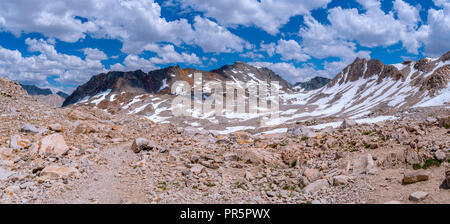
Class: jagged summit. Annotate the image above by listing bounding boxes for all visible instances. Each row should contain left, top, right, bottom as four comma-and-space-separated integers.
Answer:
63, 62, 292, 107
294, 77, 331, 91
20, 84, 53, 96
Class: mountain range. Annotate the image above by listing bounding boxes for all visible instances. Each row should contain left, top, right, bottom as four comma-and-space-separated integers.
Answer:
294, 77, 331, 91
53, 51, 449, 134
19, 84, 69, 107
20, 84, 69, 99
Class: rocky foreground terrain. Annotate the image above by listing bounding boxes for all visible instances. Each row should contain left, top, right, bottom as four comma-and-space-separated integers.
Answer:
0, 76, 449, 204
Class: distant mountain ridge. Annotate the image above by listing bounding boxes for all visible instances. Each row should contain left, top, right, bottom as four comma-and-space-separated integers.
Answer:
294, 77, 331, 91
20, 84, 53, 96
62, 61, 293, 107
19, 83, 69, 99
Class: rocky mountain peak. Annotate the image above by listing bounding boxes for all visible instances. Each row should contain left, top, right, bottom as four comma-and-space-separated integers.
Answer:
63, 70, 157, 107
328, 57, 406, 87
294, 77, 331, 91
63, 62, 293, 108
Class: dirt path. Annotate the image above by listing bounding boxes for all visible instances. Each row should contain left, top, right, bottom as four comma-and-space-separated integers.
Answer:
367, 166, 450, 204
46, 143, 150, 204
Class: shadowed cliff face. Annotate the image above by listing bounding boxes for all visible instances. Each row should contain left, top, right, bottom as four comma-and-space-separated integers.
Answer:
20, 84, 53, 96
294, 77, 331, 91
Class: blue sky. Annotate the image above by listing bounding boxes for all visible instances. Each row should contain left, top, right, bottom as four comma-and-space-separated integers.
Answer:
0, 0, 448, 93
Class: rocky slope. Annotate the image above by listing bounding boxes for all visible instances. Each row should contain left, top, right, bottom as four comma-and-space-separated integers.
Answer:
33, 94, 66, 108
282, 51, 450, 120
0, 76, 449, 204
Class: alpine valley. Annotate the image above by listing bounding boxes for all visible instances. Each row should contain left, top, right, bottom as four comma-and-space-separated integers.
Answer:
0, 52, 449, 204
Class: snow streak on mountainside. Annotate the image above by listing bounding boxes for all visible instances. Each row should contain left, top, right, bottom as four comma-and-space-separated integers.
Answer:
281, 51, 450, 121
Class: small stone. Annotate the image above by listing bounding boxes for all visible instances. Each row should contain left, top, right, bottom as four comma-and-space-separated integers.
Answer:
266, 191, 276, 197
353, 154, 378, 175
131, 137, 162, 153
6, 185, 21, 194
403, 171, 430, 184
333, 175, 349, 186
298, 176, 309, 188
426, 117, 437, 123
48, 123, 63, 132
438, 116, 450, 129
409, 191, 428, 202
303, 179, 329, 194
182, 170, 191, 176
41, 166, 78, 178
245, 171, 254, 181
405, 149, 420, 165
19, 182, 34, 190
0, 167, 15, 181
38, 133, 69, 156
0, 147, 14, 158
74, 122, 97, 134
434, 151, 446, 161
9, 135, 32, 150
287, 125, 316, 138
223, 152, 238, 161
340, 119, 357, 129
190, 155, 200, 163
190, 164, 205, 175
21, 123, 39, 133
303, 168, 321, 182
184, 126, 201, 137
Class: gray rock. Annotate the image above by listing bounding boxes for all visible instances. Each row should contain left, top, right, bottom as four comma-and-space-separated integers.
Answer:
21, 123, 39, 133
48, 123, 63, 132
0, 167, 15, 181
19, 182, 35, 190
333, 175, 349, 186
9, 135, 31, 150
298, 176, 309, 188
409, 191, 428, 202
131, 137, 164, 153
184, 126, 203, 137
5, 185, 21, 194
353, 154, 378, 175
340, 119, 357, 129
434, 151, 446, 161
245, 171, 254, 181
426, 117, 437, 123
403, 171, 430, 184
303, 179, 329, 194
266, 191, 276, 197
287, 125, 316, 138
303, 168, 321, 182
223, 152, 238, 161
